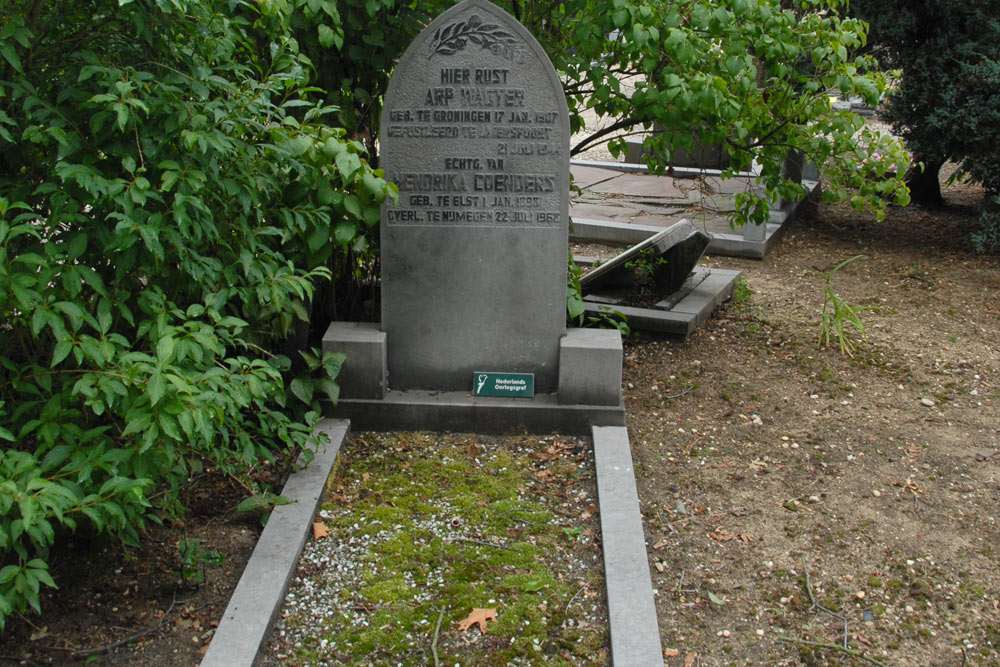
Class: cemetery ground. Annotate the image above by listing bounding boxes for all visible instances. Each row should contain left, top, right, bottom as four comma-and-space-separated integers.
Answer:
1, 174, 998, 665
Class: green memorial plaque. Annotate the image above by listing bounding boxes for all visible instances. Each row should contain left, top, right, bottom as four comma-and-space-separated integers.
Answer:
473, 372, 535, 398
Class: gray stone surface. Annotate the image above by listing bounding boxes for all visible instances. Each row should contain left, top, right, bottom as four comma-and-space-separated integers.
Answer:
321, 322, 386, 399
591, 425, 663, 666
571, 164, 622, 190
589, 173, 692, 200
580, 219, 709, 294
625, 135, 732, 170
570, 201, 637, 223
380, 0, 569, 392
327, 390, 623, 434
201, 419, 348, 667
569, 217, 662, 246
569, 160, 822, 259
558, 329, 623, 406
582, 268, 740, 336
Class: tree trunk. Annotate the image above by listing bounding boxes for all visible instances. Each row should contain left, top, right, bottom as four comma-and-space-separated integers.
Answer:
905, 158, 944, 207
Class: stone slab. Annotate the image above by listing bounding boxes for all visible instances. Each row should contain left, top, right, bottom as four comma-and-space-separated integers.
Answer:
580, 219, 709, 294
201, 419, 348, 667
591, 425, 663, 666
570, 201, 637, 223
321, 322, 387, 399
582, 268, 740, 337
589, 173, 691, 200
629, 213, 688, 228
569, 218, 664, 246
571, 158, 740, 179
569, 160, 821, 259
325, 390, 624, 435
571, 165, 624, 190
558, 328, 623, 406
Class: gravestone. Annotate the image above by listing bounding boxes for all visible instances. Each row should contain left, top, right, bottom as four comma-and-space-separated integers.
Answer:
380, 0, 569, 392
580, 221, 710, 295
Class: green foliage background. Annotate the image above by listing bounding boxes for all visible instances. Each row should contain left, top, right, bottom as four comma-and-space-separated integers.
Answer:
0, 0, 391, 624
0, 0, 912, 628
853, 0, 1000, 249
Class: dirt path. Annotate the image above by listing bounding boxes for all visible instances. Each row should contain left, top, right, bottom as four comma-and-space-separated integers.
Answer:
625, 186, 1000, 665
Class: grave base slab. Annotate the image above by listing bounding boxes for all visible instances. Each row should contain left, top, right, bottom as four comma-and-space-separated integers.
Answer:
583, 267, 741, 337
325, 390, 624, 435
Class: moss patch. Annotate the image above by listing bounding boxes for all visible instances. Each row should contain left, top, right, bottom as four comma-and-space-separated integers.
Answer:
272, 432, 608, 665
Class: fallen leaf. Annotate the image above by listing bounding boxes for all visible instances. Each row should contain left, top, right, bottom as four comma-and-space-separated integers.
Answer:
664, 647, 681, 657
684, 652, 697, 667
708, 591, 726, 606
457, 607, 497, 634
312, 521, 330, 540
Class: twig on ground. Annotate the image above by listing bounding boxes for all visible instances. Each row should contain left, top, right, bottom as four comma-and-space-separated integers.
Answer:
445, 537, 519, 552
69, 591, 197, 659
801, 558, 849, 649
666, 386, 694, 399
777, 636, 885, 666
431, 607, 445, 667
567, 586, 588, 610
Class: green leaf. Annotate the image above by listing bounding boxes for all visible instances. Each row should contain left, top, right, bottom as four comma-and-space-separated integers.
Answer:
0, 565, 20, 585
235, 493, 294, 512
334, 221, 356, 245
147, 371, 166, 406
335, 151, 362, 181
289, 378, 313, 404
343, 194, 361, 219
51, 340, 73, 368
362, 171, 385, 202
318, 24, 335, 47
0, 43, 22, 74
708, 591, 725, 605
156, 335, 175, 362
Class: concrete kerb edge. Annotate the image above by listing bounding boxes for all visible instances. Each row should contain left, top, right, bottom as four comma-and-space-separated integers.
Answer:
592, 425, 664, 666
200, 418, 349, 667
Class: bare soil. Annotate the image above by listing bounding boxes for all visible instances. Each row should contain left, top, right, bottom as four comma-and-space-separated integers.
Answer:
1, 174, 997, 666
0, 466, 290, 666
626, 177, 1000, 665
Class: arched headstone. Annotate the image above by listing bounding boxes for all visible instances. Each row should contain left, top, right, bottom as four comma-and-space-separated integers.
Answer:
380, 0, 569, 392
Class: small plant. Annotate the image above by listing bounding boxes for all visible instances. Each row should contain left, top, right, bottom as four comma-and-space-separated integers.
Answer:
176, 538, 225, 586
624, 246, 668, 294
586, 305, 631, 336
566, 251, 586, 325
817, 255, 879, 356
731, 275, 754, 311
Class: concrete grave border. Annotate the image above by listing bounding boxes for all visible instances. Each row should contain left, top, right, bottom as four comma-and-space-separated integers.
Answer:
201, 419, 348, 667
202, 418, 666, 665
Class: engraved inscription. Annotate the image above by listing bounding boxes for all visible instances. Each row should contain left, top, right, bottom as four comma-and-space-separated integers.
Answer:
385, 7, 564, 228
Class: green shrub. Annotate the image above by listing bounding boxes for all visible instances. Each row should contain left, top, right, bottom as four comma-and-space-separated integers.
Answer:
0, 0, 391, 626
854, 0, 1000, 231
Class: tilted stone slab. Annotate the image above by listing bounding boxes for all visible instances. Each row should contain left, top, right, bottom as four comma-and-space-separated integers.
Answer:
580, 219, 710, 295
